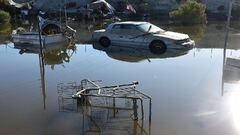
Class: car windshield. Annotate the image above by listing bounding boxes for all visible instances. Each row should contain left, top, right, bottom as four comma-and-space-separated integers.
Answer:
137, 23, 165, 33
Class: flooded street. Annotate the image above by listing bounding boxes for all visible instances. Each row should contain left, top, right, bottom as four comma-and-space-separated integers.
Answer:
1, 21, 240, 135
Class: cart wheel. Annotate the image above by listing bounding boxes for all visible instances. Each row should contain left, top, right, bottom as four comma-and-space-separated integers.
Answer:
149, 40, 166, 54
99, 37, 111, 47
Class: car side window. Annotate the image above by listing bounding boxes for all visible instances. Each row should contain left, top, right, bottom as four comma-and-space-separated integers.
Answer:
112, 24, 138, 30
111, 24, 143, 35
111, 24, 122, 34
121, 24, 137, 30
112, 24, 121, 29
121, 24, 142, 35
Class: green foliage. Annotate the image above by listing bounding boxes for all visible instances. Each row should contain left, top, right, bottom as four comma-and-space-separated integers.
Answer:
170, 1, 207, 25
0, 22, 11, 43
0, 0, 12, 13
0, 0, 9, 5
0, 22, 11, 34
193, 0, 202, 3
0, 10, 10, 23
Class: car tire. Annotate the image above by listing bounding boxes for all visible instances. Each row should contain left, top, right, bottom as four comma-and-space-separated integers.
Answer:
149, 40, 167, 54
99, 37, 111, 47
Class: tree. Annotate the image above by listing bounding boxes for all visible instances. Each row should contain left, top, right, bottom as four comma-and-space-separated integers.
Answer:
0, 10, 10, 23
170, 0, 207, 24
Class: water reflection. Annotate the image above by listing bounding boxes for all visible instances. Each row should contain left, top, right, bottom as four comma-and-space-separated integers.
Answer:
169, 24, 206, 42
223, 58, 240, 83
39, 48, 46, 110
13, 41, 76, 109
222, 57, 240, 133
13, 41, 76, 110
93, 43, 189, 62
221, 19, 240, 134
14, 42, 76, 69
1, 20, 240, 135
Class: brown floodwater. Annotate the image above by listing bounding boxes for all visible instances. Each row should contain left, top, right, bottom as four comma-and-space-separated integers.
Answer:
1, 20, 240, 135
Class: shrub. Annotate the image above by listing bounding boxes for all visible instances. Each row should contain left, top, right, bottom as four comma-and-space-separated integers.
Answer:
0, 0, 9, 5
0, 0, 13, 13
170, 1, 207, 25
0, 10, 10, 23
0, 22, 11, 34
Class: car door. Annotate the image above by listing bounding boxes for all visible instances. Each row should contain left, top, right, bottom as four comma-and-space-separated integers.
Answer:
118, 24, 145, 47
109, 24, 126, 45
110, 24, 145, 47
125, 25, 145, 47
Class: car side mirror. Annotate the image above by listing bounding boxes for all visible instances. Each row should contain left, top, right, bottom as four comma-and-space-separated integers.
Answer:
147, 25, 152, 33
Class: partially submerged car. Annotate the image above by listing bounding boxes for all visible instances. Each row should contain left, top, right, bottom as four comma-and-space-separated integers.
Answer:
92, 21, 195, 54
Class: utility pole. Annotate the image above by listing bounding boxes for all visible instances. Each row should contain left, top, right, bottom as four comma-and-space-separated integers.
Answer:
37, 16, 44, 56
64, 0, 68, 26
37, 14, 46, 109
222, 0, 233, 96
223, 0, 233, 64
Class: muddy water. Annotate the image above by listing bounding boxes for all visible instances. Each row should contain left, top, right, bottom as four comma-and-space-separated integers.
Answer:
0, 21, 240, 135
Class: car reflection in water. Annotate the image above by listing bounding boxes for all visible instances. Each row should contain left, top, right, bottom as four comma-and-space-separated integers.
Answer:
93, 43, 190, 63
14, 42, 76, 69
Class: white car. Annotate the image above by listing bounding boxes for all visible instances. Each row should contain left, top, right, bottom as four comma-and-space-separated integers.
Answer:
92, 21, 195, 54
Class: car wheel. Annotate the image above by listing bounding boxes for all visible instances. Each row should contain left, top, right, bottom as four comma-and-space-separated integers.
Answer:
99, 37, 111, 47
149, 40, 167, 54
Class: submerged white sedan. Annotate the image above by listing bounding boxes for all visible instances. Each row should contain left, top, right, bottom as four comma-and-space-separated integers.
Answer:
92, 21, 195, 54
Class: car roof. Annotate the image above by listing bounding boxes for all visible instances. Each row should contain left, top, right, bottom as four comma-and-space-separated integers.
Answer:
113, 21, 148, 25
106, 21, 149, 30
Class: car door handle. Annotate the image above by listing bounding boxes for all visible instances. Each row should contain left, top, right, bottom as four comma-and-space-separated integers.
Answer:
119, 36, 123, 38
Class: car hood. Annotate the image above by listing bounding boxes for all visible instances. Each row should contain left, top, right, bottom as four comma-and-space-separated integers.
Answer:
154, 31, 189, 40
